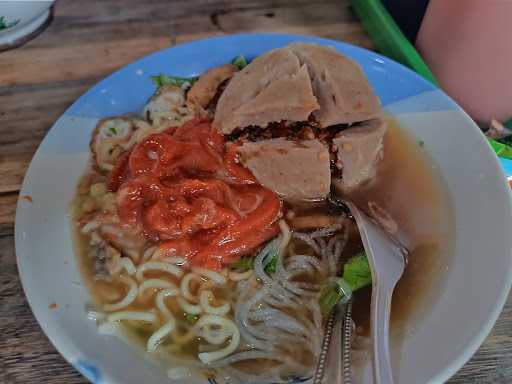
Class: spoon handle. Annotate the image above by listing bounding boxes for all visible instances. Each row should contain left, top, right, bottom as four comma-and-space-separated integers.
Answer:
371, 284, 395, 384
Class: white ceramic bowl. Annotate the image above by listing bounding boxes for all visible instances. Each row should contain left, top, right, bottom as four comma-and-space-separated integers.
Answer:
0, 0, 54, 50
15, 34, 512, 384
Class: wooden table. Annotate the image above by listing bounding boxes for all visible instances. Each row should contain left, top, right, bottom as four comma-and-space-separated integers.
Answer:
0, 0, 510, 382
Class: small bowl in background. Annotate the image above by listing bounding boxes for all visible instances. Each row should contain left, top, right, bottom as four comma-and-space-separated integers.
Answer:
0, 0, 55, 51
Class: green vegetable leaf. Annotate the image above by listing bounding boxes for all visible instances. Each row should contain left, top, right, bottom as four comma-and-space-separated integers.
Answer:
230, 251, 278, 273
108, 126, 117, 135
319, 283, 344, 315
231, 55, 248, 70
150, 74, 198, 89
184, 313, 199, 324
319, 252, 372, 314
342, 252, 372, 292
151, 55, 246, 90
231, 257, 254, 271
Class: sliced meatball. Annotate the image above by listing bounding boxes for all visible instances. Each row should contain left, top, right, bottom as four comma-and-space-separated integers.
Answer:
187, 64, 237, 116
143, 84, 193, 128
213, 44, 381, 134
289, 43, 382, 126
238, 138, 331, 201
332, 118, 387, 192
213, 48, 319, 134
90, 117, 151, 172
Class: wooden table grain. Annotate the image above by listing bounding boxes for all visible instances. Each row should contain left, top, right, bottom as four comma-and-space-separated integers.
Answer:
0, 0, 510, 382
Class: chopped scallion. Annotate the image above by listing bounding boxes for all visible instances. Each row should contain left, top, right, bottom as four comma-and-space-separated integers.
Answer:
184, 313, 199, 324
342, 252, 372, 292
264, 253, 278, 274
150, 74, 198, 88
231, 257, 254, 271
231, 55, 248, 70
319, 252, 372, 314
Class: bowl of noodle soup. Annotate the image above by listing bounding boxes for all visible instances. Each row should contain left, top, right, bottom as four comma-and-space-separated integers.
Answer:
15, 34, 512, 384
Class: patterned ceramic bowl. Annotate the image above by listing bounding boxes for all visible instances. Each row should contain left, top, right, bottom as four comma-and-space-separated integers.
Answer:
0, 0, 54, 51
15, 34, 512, 384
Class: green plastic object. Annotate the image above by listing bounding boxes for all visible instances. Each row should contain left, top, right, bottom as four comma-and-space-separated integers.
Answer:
350, 0, 438, 86
488, 138, 512, 160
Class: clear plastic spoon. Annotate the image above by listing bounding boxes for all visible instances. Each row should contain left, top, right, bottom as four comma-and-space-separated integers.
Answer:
346, 201, 407, 384
314, 202, 407, 384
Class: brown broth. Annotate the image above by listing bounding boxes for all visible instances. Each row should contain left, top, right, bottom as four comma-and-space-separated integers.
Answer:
346, 117, 454, 336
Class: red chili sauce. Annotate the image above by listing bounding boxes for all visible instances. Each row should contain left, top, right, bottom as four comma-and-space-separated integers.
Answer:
108, 119, 281, 270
